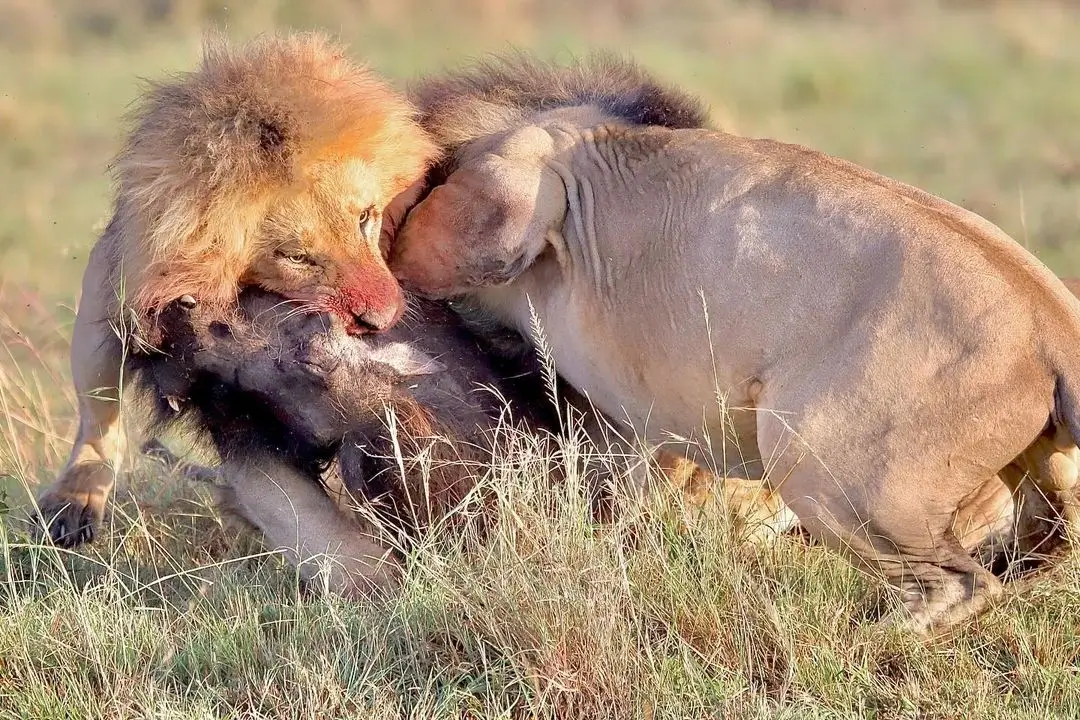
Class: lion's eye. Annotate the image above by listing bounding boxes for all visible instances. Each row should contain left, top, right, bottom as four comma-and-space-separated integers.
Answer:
276, 249, 311, 265
357, 206, 376, 234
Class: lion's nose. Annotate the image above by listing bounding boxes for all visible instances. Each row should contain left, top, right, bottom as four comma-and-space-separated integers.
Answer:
350, 303, 402, 335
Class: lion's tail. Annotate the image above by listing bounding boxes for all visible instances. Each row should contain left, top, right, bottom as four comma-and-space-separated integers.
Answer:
1054, 370, 1080, 450
1048, 277, 1080, 451
1037, 367, 1080, 542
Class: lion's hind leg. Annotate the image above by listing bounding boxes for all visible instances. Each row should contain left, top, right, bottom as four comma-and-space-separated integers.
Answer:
875, 529, 1004, 636
789, 478, 1005, 637
758, 413, 1005, 637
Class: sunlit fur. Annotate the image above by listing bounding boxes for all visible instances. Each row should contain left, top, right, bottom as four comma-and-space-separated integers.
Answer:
108, 32, 438, 318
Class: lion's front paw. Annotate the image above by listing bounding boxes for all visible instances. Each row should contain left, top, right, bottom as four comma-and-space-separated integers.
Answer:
35, 491, 100, 547
34, 462, 113, 548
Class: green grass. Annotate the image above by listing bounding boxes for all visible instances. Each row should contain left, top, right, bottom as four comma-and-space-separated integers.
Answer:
2, 0, 1080, 717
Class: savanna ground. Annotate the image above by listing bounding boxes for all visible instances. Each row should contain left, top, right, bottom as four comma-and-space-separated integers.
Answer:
1, 0, 1080, 717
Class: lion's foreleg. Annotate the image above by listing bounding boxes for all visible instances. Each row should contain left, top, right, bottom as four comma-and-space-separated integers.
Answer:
36, 247, 128, 547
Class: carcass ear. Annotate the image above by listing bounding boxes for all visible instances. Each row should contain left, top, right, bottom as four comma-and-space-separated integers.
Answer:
391, 144, 566, 297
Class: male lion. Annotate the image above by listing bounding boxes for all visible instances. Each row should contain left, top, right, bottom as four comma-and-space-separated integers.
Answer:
387, 54, 1080, 634
35, 33, 437, 547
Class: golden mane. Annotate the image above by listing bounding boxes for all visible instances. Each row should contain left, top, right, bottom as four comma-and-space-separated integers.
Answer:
111, 32, 438, 314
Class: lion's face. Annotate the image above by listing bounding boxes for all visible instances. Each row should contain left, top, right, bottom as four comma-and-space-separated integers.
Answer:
111, 33, 440, 337
243, 161, 405, 334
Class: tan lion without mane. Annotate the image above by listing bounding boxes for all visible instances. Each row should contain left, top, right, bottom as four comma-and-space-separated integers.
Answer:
389, 54, 1080, 635
36, 33, 437, 547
